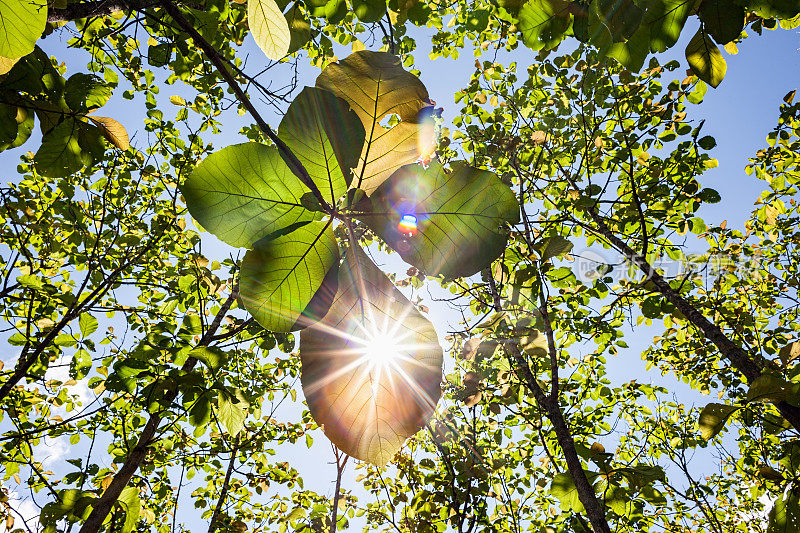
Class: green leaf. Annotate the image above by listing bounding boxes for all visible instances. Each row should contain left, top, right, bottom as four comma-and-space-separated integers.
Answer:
118, 487, 141, 533
352, 0, 387, 22
34, 119, 97, 178
549, 472, 586, 513
64, 73, 111, 112
147, 43, 172, 67
189, 346, 226, 373
698, 0, 744, 44
537, 234, 573, 262
278, 86, 365, 206
215, 388, 250, 436
518, 0, 572, 51
747, 373, 789, 403
698, 402, 738, 439
247, 0, 290, 60
0, 0, 47, 59
685, 28, 727, 88
360, 161, 519, 278
71, 348, 92, 378
240, 220, 339, 332
188, 390, 212, 427
316, 51, 435, 195
79, 313, 98, 337
687, 80, 708, 104
639, 0, 693, 53
299, 246, 443, 465
285, 3, 311, 54
591, 0, 644, 41
737, 0, 800, 19
768, 489, 800, 533
180, 143, 315, 248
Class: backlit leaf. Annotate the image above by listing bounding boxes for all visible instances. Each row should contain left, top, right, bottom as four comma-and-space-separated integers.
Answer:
0, 0, 47, 59
180, 143, 314, 248
698, 402, 737, 439
768, 489, 800, 533
316, 51, 435, 195
698, 0, 744, 44
247, 0, 290, 60
518, 0, 572, 51
299, 246, 443, 465
215, 388, 250, 437
278, 86, 365, 206
359, 161, 519, 278
88, 116, 130, 151
685, 28, 727, 88
240, 220, 339, 333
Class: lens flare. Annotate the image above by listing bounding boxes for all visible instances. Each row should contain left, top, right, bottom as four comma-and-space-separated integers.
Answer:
397, 214, 418, 236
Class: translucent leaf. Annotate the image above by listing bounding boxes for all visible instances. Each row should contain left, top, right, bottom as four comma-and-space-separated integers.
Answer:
316, 51, 435, 195
215, 388, 250, 437
278, 87, 365, 206
352, 0, 387, 22
247, 0, 290, 60
88, 116, 130, 150
638, 0, 692, 53
747, 373, 789, 403
240, 220, 339, 333
518, 0, 572, 51
0, 0, 47, 59
180, 143, 314, 248
284, 4, 311, 54
591, 0, 643, 42
685, 28, 727, 88
34, 119, 96, 178
549, 472, 586, 513
64, 73, 111, 112
359, 161, 519, 278
536, 234, 573, 262
769, 489, 800, 533
189, 346, 226, 373
78, 313, 98, 337
698, 402, 737, 439
0, 56, 19, 75
118, 487, 141, 533
299, 246, 443, 465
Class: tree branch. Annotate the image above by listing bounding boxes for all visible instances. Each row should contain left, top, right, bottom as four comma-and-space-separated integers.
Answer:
78, 286, 239, 533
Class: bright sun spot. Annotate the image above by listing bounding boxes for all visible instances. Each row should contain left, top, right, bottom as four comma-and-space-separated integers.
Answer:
358, 329, 408, 395
363, 332, 404, 368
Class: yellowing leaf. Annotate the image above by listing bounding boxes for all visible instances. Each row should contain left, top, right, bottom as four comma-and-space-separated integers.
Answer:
0, 56, 19, 75
316, 51, 435, 195
299, 246, 443, 465
88, 116, 130, 151
247, 0, 290, 60
685, 29, 727, 88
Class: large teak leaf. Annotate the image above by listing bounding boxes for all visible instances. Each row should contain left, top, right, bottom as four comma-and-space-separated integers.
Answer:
247, 0, 290, 60
0, 0, 46, 59
315, 51, 436, 195
278, 86, 365, 206
180, 143, 314, 248
299, 246, 443, 465
359, 161, 520, 279
240, 220, 339, 333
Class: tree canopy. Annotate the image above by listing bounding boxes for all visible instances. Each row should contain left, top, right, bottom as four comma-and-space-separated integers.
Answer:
1, 0, 800, 532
